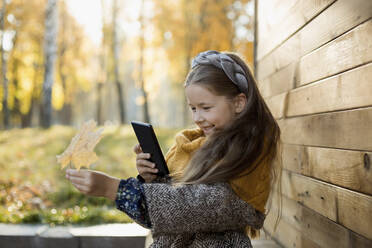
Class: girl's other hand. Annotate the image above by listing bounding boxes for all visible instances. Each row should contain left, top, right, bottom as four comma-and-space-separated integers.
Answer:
65, 169, 120, 201
133, 144, 158, 183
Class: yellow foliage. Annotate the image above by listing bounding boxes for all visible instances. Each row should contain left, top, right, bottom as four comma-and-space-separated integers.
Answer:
56, 120, 104, 170
152, 0, 254, 87
52, 82, 64, 110
2, 0, 94, 120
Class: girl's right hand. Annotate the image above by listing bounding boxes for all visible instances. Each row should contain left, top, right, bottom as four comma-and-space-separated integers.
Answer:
133, 144, 158, 183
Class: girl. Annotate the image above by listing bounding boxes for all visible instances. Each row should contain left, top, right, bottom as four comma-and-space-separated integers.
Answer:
66, 50, 281, 247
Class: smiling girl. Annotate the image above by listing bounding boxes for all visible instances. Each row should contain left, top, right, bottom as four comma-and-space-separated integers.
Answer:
66, 50, 281, 247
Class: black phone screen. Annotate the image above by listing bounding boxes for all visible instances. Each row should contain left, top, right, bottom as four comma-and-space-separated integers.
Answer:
131, 121, 169, 177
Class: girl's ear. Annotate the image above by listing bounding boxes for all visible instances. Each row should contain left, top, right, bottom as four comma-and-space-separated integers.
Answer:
233, 93, 247, 114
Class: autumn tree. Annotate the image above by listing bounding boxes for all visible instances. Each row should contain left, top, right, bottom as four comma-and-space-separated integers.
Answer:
0, 0, 9, 128
55, 0, 92, 125
1, 0, 45, 128
139, 0, 150, 123
0, 0, 100, 128
97, 0, 128, 125
56, 0, 71, 124
96, 0, 107, 125
111, 0, 126, 124
41, 0, 58, 128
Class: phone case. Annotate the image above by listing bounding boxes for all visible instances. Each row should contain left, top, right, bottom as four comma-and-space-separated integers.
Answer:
131, 121, 169, 177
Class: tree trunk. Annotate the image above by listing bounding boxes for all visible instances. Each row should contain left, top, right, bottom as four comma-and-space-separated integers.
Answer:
96, 82, 103, 125
97, 0, 106, 126
183, 53, 190, 126
11, 59, 21, 126
182, 0, 195, 127
41, 0, 58, 128
0, 0, 9, 129
139, 0, 150, 123
21, 96, 35, 128
58, 1, 72, 126
58, 69, 72, 125
112, 0, 126, 124
59, 102, 72, 125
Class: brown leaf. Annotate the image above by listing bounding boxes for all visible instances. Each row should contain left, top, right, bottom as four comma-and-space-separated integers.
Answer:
56, 120, 104, 170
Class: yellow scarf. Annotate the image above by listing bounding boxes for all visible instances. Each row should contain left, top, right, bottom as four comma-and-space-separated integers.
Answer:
165, 128, 271, 239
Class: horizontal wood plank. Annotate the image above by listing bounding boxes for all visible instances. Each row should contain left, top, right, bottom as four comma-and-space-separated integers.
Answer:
265, 92, 287, 119
257, 0, 334, 61
279, 107, 372, 151
279, 170, 372, 239
269, 193, 372, 247
257, 0, 372, 246
281, 144, 372, 195
287, 62, 372, 117
299, 19, 372, 86
257, 0, 299, 61
280, 170, 338, 221
264, 206, 321, 248
337, 188, 372, 240
259, 62, 297, 98
300, 0, 372, 56
281, 144, 309, 174
257, 0, 372, 82
257, 31, 301, 81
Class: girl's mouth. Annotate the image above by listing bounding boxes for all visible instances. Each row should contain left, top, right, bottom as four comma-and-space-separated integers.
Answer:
201, 126, 214, 133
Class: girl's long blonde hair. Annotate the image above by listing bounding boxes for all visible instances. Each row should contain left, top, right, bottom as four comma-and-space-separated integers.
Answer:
176, 52, 281, 186
175, 52, 282, 231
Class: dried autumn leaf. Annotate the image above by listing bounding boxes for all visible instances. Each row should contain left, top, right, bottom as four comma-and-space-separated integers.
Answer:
56, 120, 104, 170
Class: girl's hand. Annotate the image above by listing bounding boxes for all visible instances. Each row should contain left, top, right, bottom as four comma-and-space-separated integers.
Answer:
65, 169, 120, 201
133, 144, 158, 183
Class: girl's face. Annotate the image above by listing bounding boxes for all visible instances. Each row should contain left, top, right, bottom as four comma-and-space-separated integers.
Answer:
185, 84, 240, 136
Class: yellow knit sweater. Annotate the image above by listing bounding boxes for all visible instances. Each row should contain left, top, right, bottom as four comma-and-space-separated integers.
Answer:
165, 128, 271, 238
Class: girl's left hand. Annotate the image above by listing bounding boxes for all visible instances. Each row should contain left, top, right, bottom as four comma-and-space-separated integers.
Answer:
65, 169, 120, 201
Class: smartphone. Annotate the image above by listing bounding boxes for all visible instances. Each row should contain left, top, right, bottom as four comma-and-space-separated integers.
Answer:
131, 121, 169, 177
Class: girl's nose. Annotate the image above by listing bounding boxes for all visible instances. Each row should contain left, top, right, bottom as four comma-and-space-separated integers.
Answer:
193, 111, 204, 123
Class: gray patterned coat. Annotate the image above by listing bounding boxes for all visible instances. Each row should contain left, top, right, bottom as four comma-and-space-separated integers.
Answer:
142, 182, 266, 247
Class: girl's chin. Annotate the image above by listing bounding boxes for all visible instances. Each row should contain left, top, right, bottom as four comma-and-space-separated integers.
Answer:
202, 128, 214, 136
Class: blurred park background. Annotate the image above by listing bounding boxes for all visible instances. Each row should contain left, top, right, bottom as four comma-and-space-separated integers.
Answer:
0, 0, 255, 225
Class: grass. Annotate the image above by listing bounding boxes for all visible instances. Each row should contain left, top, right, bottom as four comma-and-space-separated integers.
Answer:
0, 124, 179, 226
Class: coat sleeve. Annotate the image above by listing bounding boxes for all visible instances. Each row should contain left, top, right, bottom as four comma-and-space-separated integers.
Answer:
142, 182, 265, 235
115, 178, 151, 228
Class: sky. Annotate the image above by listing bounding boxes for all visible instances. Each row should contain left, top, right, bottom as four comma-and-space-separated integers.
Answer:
65, 0, 102, 45
65, 0, 144, 45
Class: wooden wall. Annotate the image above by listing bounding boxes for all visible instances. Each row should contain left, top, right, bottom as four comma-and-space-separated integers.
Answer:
255, 0, 372, 247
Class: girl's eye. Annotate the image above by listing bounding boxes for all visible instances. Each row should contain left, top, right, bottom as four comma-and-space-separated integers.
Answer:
190, 107, 196, 112
203, 107, 211, 110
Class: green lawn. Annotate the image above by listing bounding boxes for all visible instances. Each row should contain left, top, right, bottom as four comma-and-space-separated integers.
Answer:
0, 124, 179, 226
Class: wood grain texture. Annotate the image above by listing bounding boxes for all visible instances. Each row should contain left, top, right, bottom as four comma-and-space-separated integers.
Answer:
256, 0, 372, 83
281, 144, 372, 195
256, 0, 372, 245
257, 0, 298, 61
279, 107, 372, 151
279, 171, 372, 239
264, 207, 321, 248
300, 0, 372, 56
257, 31, 301, 81
265, 92, 287, 119
280, 170, 338, 221
337, 188, 372, 240
287, 62, 372, 117
268, 193, 372, 247
299, 19, 372, 86
257, 0, 334, 61
259, 62, 297, 98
